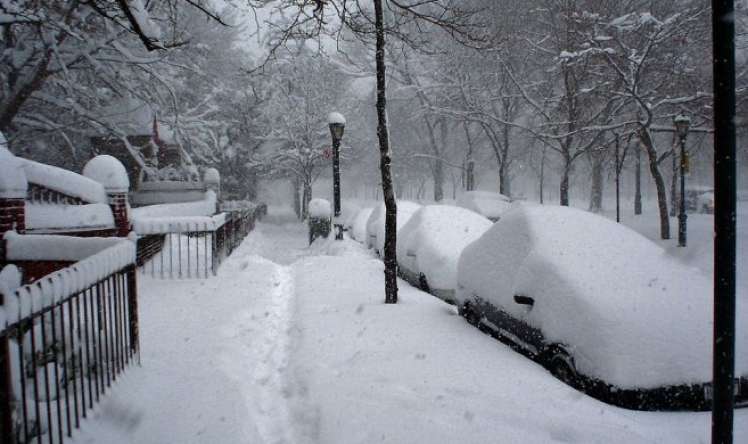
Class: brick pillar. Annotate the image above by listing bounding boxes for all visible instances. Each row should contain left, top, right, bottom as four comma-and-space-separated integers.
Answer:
0, 198, 25, 236
109, 192, 130, 237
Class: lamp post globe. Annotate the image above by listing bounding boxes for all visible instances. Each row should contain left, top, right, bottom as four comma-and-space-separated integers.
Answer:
673, 113, 691, 247
328, 112, 346, 240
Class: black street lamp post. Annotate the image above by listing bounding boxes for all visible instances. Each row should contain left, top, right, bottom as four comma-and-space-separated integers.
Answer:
328, 112, 346, 240
673, 113, 691, 248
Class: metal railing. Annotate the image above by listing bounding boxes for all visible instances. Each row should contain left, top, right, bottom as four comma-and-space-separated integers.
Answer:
135, 208, 257, 279
0, 265, 139, 444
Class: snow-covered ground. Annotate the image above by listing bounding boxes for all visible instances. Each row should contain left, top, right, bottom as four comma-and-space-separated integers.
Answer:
69, 206, 746, 444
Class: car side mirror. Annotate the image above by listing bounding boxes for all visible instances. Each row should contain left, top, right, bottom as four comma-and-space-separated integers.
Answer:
514, 294, 534, 307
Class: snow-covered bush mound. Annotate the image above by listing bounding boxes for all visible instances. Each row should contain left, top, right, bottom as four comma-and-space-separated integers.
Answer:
397, 205, 492, 296
365, 201, 421, 253
350, 207, 373, 242
26, 203, 115, 231
309, 198, 332, 219
455, 190, 511, 221
456, 204, 746, 389
132, 190, 217, 219
20, 158, 107, 204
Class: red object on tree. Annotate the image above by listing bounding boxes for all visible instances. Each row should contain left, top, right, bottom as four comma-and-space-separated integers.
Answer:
323, 147, 332, 159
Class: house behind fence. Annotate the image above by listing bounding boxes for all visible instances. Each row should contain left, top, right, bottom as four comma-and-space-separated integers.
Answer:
1, 140, 262, 443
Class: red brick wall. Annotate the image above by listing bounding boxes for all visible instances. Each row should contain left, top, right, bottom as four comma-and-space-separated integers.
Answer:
12, 260, 75, 285
0, 198, 25, 235
109, 193, 130, 237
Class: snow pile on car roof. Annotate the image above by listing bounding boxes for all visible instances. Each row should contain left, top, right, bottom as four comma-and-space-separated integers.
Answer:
350, 207, 373, 242
398, 205, 492, 291
457, 204, 743, 389
456, 190, 511, 220
366, 201, 421, 253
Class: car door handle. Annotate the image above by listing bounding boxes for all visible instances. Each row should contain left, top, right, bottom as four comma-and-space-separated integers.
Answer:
514, 294, 534, 307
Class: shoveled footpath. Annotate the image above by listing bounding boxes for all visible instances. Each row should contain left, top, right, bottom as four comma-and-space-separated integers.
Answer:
72, 209, 747, 444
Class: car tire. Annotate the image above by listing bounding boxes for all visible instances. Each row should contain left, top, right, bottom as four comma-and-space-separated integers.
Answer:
460, 302, 481, 327
545, 347, 578, 388
418, 273, 431, 293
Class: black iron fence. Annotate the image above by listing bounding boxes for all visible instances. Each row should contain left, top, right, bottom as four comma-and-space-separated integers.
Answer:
0, 264, 139, 444
134, 207, 258, 279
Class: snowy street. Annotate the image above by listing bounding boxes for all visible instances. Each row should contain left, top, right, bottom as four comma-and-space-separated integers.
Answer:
67, 208, 747, 444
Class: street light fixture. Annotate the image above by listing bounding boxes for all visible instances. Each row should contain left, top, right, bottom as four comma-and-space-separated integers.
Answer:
328, 112, 346, 240
673, 113, 691, 247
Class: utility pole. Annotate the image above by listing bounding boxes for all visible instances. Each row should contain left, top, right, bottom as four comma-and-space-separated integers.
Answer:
712, 1, 736, 442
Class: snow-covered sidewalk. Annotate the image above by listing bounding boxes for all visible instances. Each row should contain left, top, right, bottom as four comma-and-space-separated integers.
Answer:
71, 210, 747, 444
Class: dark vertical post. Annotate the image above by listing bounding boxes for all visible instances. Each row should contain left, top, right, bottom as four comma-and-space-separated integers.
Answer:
329, 115, 345, 240
332, 136, 342, 239
615, 135, 621, 223
678, 134, 688, 247
0, 328, 15, 444
126, 266, 140, 363
634, 142, 642, 215
712, 1, 736, 443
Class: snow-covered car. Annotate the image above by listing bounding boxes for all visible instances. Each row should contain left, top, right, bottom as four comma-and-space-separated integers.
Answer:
455, 190, 512, 222
397, 205, 492, 303
684, 185, 713, 213
350, 207, 374, 242
456, 204, 748, 410
365, 201, 421, 255
696, 191, 714, 214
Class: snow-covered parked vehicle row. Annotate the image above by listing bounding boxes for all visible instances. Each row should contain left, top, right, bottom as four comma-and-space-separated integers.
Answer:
397, 205, 492, 303
455, 190, 512, 222
455, 204, 748, 410
365, 201, 421, 255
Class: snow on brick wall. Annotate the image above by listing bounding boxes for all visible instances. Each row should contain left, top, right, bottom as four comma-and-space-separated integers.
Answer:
309, 199, 332, 218
131, 190, 216, 219
132, 213, 226, 235
25, 203, 115, 231
1, 236, 135, 326
20, 158, 107, 204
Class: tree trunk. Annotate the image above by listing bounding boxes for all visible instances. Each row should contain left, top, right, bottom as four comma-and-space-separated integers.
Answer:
374, 0, 398, 304
302, 179, 312, 220
292, 177, 301, 219
670, 147, 679, 217
589, 148, 604, 213
500, 123, 511, 196
424, 117, 444, 202
560, 150, 571, 206
463, 122, 475, 191
639, 129, 670, 239
634, 142, 642, 215
539, 146, 546, 204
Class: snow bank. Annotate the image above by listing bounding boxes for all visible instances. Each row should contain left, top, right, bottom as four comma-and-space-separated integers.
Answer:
365, 201, 421, 253
397, 205, 492, 293
132, 190, 217, 219
456, 204, 743, 389
309, 198, 332, 219
203, 167, 220, 185
0, 146, 27, 198
133, 213, 226, 235
20, 158, 107, 204
83, 155, 129, 192
456, 190, 511, 221
350, 207, 373, 242
291, 246, 734, 444
25, 203, 114, 231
